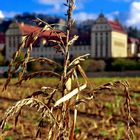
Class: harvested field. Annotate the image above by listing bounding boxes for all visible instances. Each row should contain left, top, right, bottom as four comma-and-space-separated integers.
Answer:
0, 77, 140, 140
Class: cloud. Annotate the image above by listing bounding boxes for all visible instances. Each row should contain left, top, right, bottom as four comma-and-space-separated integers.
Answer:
73, 12, 97, 21
37, 0, 85, 12
37, 0, 85, 5
38, 0, 65, 5
126, 1, 140, 28
73, 11, 121, 22
110, 0, 132, 2
0, 10, 19, 19
3, 11, 18, 18
106, 11, 120, 20
0, 10, 4, 19
34, 0, 86, 17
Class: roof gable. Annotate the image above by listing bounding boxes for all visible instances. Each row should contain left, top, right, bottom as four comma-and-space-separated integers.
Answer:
108, 20, 126, 34
128, 37, 140, 44
96, 13, 108, 24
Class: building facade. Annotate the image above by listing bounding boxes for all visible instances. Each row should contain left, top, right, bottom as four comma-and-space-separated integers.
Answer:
127, 37, 140, 57
5, 22, 65, 60
4, 14, 140, 61
91, 13, 127, 58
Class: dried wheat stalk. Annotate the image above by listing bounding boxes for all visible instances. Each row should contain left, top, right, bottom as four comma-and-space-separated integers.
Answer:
1, 0, 135, 139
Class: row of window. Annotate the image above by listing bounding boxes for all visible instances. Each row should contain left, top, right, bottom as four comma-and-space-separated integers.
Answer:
33, 47, 53, 52
70, 46, 90, 51
95, 32, 108, 36
95, 25, 109, 30
8, 36, 20, 48
95, 32, 109, 57
74, 41, 89, 45
32, 54, 54, 58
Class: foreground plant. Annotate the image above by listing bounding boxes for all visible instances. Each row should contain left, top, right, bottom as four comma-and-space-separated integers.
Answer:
0, 0, 135, 139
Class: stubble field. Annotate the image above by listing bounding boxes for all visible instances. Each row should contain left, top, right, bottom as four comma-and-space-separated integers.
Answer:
0, 77, 140, 140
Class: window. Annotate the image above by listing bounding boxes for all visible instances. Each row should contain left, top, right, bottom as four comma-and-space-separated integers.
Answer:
17, 36, 20, 45
8, 36, 12, 47
105, 32, 108, 57
84, 46, 86, 50
13, 37, 16, 47
41, 48, 44, 51
95, 33, 98, 57
100, 33, 103, 57
100, 25, 103, 29
11, 36, 13, 47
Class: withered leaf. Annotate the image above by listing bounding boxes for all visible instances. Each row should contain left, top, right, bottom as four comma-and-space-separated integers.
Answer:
54, 84, 87, 107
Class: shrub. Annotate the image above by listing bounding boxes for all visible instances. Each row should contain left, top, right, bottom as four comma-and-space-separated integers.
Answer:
96, 60, 106, 71
112, 58, 139, 71
82, 59, 106, 72
0, 53, 4, 66
81, 59, 94, 72
27, 61, 56, 72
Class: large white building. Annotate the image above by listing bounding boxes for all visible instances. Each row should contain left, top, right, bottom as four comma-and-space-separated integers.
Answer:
5, 22, 65, 60
4, 14, 139, 61
91, 13, 127, 58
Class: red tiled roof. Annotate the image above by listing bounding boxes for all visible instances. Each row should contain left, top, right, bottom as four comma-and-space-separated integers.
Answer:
18, 23, 40, 34
128, 37, 140, 44
108, 21, 126, 34
17, 23, 66, 49
0, 32, 5, 44
18, 23, 65, 38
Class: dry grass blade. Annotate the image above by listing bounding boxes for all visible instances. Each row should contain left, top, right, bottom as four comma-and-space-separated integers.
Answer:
68, 35, 79, 46
69, 70, 80, 140
2, 77, 12, 91
69, 54, 90, 67
36, 17, 66, 54
15, 71, 60, 85
36, 18, 52, 30
0, 98, 58, 129
2, 38, 27, 91
121, 81, 135, 139
36, 119, 44, 138
19, 43, 33, 80
64, 68, 75, 91
27, 90, 48, 98
54, 84, 87, 107
14, 110, 21, 127
29, 57, 61, 66
35, 17, 66, 28
77, 65, 89, 84
69, 120, 75, 140
47, 39, 65, 54
65, 78, 72, 91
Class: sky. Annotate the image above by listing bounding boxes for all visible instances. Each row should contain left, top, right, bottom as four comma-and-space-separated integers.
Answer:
0, 0, 140, 28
